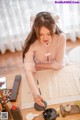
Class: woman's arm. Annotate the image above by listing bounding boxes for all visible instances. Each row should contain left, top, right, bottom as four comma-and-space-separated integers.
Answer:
26, 71, 39, 96
24, 45, 45, 106
36, 61, 65, 70
35, 63, 52, 70
25, 70, 44, 106
35, 62, 63, 70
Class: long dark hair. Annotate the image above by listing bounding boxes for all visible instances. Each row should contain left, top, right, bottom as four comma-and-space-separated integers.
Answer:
22, 12, 62, 61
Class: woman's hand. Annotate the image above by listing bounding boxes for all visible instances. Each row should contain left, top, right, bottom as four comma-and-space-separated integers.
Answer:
34, 95, 45, 107
35, 63, 51, 70
35, 63, 44, 70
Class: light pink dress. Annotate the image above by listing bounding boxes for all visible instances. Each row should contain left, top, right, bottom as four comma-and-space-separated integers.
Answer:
24, 33, 66, 72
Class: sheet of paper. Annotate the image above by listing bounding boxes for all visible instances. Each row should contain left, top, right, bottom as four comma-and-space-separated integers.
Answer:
21, 64, 80, 109
0, 77, 6, 89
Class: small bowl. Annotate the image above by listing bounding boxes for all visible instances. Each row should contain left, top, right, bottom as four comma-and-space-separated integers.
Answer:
43, 108, 59, 120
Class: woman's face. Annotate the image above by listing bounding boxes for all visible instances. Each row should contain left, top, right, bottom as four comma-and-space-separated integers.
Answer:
39, 26, 53, 46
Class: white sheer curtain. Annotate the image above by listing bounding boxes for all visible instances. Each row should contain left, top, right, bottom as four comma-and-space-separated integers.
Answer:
0, 0, 80, 54
52, 3, 80, 41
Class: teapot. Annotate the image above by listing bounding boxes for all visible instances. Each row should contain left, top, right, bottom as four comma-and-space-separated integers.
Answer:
43, 108, 59, 120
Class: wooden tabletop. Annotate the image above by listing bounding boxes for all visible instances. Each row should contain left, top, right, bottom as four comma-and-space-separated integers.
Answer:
21, 103, 80, 120
3, 73, 80, 120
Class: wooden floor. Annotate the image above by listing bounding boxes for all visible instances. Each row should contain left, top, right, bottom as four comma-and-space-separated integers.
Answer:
0, 39, 80, 120
0, 39, 80, 76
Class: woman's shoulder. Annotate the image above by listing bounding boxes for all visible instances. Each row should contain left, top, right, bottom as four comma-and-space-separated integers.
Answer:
59, 33, 66, 40
55, 32, 66, 39
55, 33, 66, 42
54, 33, 66, 46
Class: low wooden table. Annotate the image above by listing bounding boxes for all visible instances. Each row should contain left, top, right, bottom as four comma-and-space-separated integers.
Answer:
21, 103, 80, 120
3, 73, 80, 120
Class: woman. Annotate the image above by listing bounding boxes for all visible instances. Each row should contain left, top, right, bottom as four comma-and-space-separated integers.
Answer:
22, 12, 66, 107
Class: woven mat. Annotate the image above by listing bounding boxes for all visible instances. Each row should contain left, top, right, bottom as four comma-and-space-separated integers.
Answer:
21, 64, 80, 109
